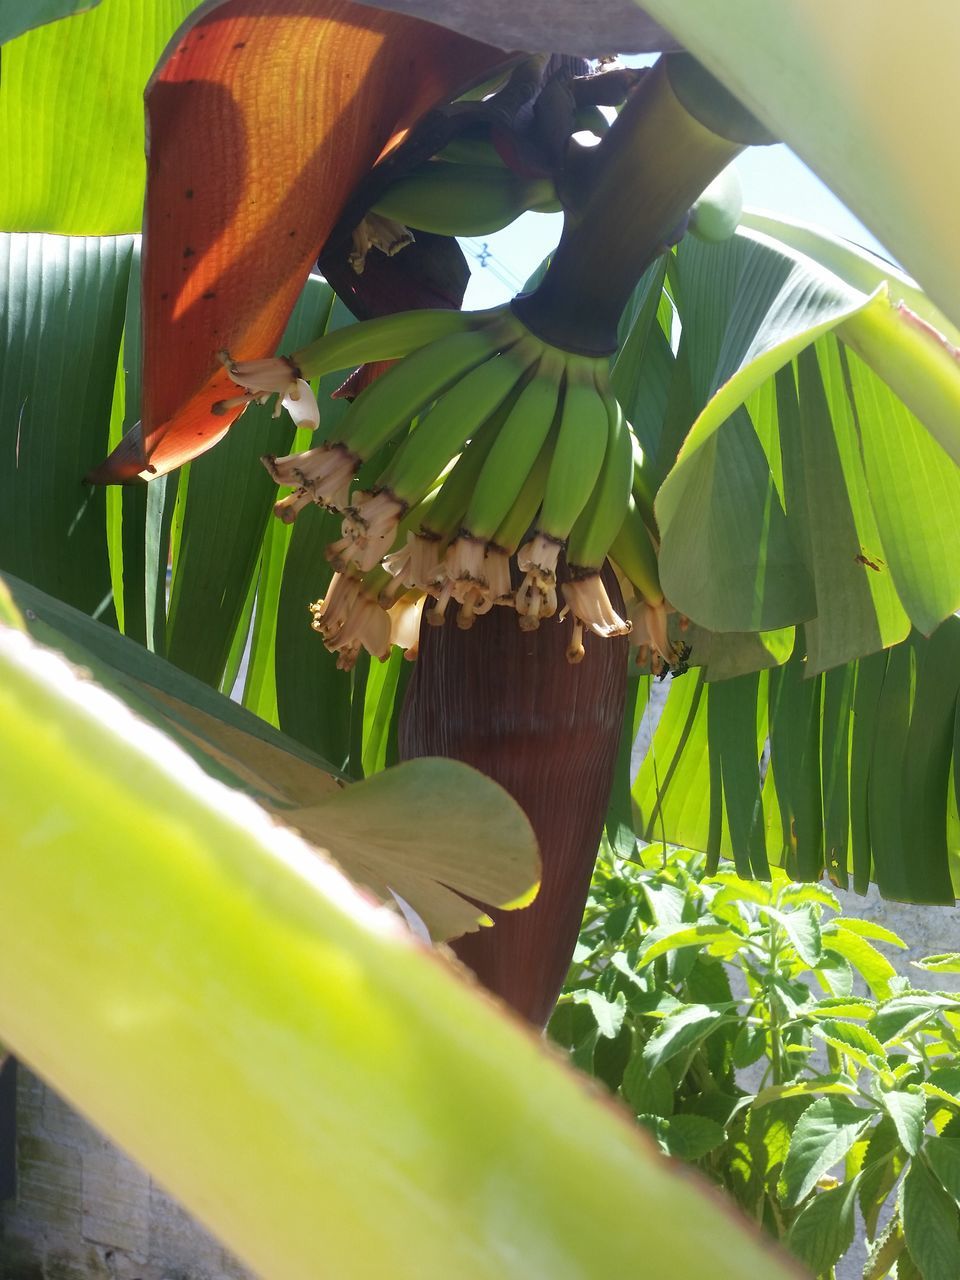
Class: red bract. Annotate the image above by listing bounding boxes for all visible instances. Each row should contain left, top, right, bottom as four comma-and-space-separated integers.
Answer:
88, 0, 503, 483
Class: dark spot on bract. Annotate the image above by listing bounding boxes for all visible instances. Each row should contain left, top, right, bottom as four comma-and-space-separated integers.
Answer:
202, 291, 216, 300
183, 246, 195, 258
160, 292, 169, 301
288, 229, 297, 237
234, 41, 246, 49
185, 188, 194, 199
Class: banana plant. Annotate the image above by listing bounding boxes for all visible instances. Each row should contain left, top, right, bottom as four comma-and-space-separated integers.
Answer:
1, 3, 959, 1274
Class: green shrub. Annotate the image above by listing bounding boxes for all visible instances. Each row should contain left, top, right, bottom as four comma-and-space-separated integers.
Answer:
551, 847, 960, 1279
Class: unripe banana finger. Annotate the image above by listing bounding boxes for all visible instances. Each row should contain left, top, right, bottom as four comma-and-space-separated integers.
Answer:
372, 162, 557, 238
609, 495, 664, 608
565, 376, 633, 573
337, 324, 509, 463
462, 347, 565, 543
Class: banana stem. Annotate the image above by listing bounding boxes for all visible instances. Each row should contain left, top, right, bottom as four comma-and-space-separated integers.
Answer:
513, 55, 772, 355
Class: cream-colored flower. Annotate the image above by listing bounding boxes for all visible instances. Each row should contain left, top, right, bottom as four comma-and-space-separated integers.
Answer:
216, 351, 320, 429
262, 441, 358, 514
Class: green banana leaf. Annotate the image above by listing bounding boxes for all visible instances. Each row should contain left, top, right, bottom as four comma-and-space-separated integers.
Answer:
0, 1, 202, 233
1, 571, 539, 941
634, 617, 960, 905
0, 606, 796, 1280
0, 0, 102, 44
654, 220, 960, 665
636, 1, 960, 337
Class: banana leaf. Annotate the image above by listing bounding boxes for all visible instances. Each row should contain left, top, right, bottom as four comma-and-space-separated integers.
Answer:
636, 1, 960, 337
634, 618, 960, 904
0, 604, 796, 1280
0, 1, 202, 231
0, 0, 102, 43
1, 571, 539, 941
654, 220, 960, 662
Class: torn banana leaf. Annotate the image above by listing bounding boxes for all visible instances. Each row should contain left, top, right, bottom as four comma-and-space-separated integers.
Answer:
654, 221, 960, 666
90, 0, 503, 482
0, 616, 796, 1280
1, 572, 538, 940
634, 618, 960, 904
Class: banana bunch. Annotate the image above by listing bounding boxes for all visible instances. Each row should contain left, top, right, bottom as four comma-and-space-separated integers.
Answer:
221, 304, 688, 673
370, 158, 560, 238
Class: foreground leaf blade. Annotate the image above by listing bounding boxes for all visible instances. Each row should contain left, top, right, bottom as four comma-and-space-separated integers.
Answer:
0, 623, 796, 1280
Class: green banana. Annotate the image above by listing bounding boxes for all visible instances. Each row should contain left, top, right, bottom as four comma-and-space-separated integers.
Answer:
490, 428, 557, 560
377, 337, 540, 508
219, 308, 484, 418
483, 427, 558, 606
341, 338, 541, 573
381, 388, 519, 592
435, 134, 506, 168
565, 375, 633, 573
608, 496, 677, 668
459, 347, 565, 543
608, 495, 664, 608
263, 310, 524, 513
338, 320, 518, 462
688, 164, 743, 243
418, 415, 504, 541
372, 161, 559, 237
521, 356, 610, 574
293, 306, 491, 379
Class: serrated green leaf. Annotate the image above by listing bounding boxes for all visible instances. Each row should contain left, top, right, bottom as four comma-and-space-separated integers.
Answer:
903, 1159, 960, 1280
814, 1020, 888, 1072
642, 1004, 731, 1073
874, 996, 960, 1046
862, 1213, 905, 1280
763, 903, 822, 966
781, 1096, 871, 1205
881, 1089, 926, 1158
859, 1115, 905, 1241
822, 927, 897, 1000
732, 1021, 766, 1069
638, 1112, 726, 1161
640, 922, 744, 965
622, 1051, 674, 1119
572, 990, 627, 1040
926, 1136, 960, 1207
833, 919, 907, 949
787, 1175, 859, 1275
808, 999, 877, 1021
915, 954, 960, 974
752, 1077, 856, 1110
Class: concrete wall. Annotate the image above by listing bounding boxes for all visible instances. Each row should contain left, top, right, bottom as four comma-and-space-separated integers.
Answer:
0, 1067, 253, 1280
